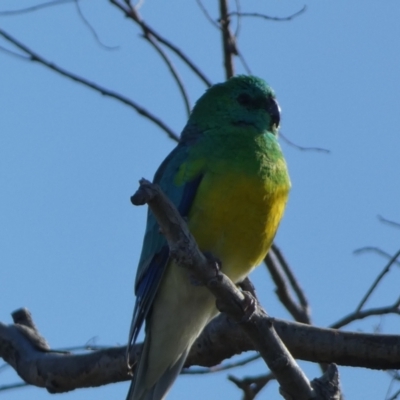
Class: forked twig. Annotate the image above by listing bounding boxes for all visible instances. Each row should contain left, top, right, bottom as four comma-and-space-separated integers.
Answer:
355, 249, 400, 312
110, 0, 212, 87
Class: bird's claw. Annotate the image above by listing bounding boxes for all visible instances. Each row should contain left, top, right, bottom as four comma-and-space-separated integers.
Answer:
203, 251, 222, 278
238, 291, 257, 323
189, 252, 222, 286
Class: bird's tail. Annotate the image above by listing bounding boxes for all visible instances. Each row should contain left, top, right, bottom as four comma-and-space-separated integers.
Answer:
126, 337, 189, 400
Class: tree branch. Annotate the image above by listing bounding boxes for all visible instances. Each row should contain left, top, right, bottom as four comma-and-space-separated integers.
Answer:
355, 248, 400, 312
330, 297, 400, 330
2, 308, 400, 393
0, 0, 73, 16
228, 372, 275, 400
110, 0, 212, 87
228, 7, 307, 22
265, 244, 311, 324
219, 0, 236, 79
0, 28, 179, 142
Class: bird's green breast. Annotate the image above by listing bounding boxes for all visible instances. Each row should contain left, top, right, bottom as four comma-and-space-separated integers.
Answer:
176, 129, 290, 283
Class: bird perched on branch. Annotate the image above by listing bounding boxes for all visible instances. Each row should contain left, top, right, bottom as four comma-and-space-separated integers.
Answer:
126, 75, 291, 400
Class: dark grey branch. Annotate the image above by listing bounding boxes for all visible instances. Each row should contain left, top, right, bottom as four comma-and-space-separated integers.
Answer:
265, 245, 311, 324
228, 7, 307, 22
3, 308, 400, 393
0, 28, 179, 142
110, 0, 212, 87
219, 0, 236, 79
73, 0, 119, 50
356, 249, 400, 312
279, 132, 331, 154
0, 0, 73, 16
330, 297, 400, 330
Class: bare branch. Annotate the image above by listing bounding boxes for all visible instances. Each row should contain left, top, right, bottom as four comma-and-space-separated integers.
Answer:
110, 0, 212, 87
111, 2, 193, 117
0, 0, 73, 16
228, 372, 275, 400
280, 132, 331, 153
330, 297, 400, 330
265, 245, 311, 324
272, 244, 310, 316
0, 45, 29, 60
0, 382, 28, 392
73, 0, 119, 50
353, 246, 400, 267
378, 215, 400, 229
355, 249, 400, 312
0, 28, 179, 142
387, 389, 400, 400
3, 308, 400, 393
229, 6, 307, 22
184, 353, 261, 375
237, 50, 252, 75
139, 32, 191, 117
219, 0, 237, 79
233, 0, 242, 37
195, 0, 221, 30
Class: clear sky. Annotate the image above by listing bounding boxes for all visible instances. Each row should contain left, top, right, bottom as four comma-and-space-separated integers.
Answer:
1, 1, 400, 399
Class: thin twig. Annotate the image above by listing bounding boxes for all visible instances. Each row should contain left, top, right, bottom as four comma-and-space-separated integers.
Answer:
111, 2, 192, 116
0, 28, 179, 142
378, 215, 400, 229
330, 297, 400, 330
387, 388, 400, 400
110, 0, 212, 87
237, 50, 252, 75
271, 244, 310, 314
229, 6, 307, 22
73, 0, 119, 50
265, 245, 311, 324
195, 0, 220, 30
0, 45, 29, 60
229, 372, 275, 400
355, 249, 400, 312
353, 246, 400, 267
183, 353, 261, 374
139, 32, 191, 117
280, 132, 330, 153
0, 382, 28, 392
233, 0, 241, 37
0, 0, 73, 16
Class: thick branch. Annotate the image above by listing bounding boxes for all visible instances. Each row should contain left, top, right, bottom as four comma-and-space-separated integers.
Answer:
2, 309, 400, 393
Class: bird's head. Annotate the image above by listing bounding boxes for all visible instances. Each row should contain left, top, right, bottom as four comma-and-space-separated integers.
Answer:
189, 75, 280, 136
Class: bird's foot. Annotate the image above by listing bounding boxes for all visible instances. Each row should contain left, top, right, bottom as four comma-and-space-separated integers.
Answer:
188, 252, 222, 286
238, 291, 257, 323
237, 277, 259, 300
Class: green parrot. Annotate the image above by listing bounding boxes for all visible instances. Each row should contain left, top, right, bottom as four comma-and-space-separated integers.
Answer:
126, 75, 291, 400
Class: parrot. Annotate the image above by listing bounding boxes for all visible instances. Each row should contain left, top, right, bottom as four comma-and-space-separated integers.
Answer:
126, 75, 291, 400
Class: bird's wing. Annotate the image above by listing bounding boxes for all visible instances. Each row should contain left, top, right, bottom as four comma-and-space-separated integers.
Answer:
127, 141, 204, 361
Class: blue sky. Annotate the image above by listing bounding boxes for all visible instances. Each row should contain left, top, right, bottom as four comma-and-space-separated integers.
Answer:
1, 1, 400, 399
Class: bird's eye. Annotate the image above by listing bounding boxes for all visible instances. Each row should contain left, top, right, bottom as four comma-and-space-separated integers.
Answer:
266, 97, 281, 128
237, 93, 253, 106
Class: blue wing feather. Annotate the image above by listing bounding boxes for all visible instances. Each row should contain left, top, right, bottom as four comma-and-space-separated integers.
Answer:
127, 140, 203, 359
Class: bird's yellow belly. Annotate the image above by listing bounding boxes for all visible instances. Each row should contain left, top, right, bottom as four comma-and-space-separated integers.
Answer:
187, 172, 289, 283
